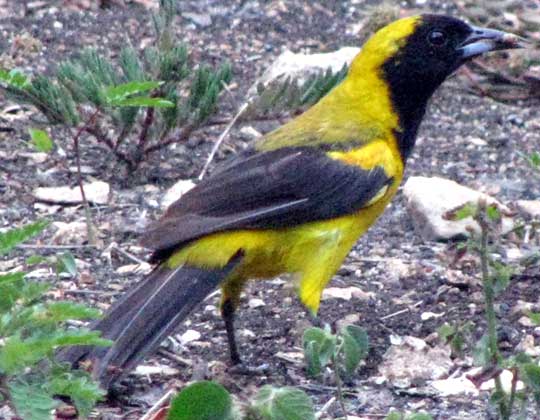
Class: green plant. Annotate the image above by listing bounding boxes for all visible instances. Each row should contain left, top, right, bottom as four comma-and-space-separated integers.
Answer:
167, 381, 315, 420
385, 411, 433, 420
0, 0, 232, 174
302, 324, 368, 417
445, 200, 540, 419
0, 221, 111, 419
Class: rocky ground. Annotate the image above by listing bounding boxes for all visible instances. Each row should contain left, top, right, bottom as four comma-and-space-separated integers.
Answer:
1, 0, 539, 419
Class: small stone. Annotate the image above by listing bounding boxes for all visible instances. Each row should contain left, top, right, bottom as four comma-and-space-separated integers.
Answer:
182, 12, 212, 27
518, 316, 536, 327
33, 181, 110, 205
180, 329, 201, 345
403, 176, 514, 241
516, 200, 540, 218
248, 298, 265, 308
134, 364, 180, 377
239, 126, 262, 141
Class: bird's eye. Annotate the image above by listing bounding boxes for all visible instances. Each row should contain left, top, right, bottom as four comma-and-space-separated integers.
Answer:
428, 30, 448, 47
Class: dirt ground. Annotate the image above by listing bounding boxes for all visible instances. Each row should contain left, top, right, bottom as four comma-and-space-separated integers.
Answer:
1, 1, 540, 419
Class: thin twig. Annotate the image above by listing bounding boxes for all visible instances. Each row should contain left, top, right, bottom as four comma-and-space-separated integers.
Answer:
139, 388, 177, 420
198, 102, 249, 180
73, 109, 101, 246
143, 122, 197, 156
110, 243, 147, 265
380, 301, 423, 321
17, 244, 95, 250
315, 396, 336, 419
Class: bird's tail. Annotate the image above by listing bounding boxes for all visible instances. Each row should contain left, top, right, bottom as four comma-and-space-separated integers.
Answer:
59, 256, 240, 389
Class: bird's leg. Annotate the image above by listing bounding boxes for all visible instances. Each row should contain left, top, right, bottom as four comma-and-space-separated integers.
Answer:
221, 298, 241, 365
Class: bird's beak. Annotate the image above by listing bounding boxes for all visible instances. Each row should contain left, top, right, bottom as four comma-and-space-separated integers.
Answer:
459, 26, 524, 59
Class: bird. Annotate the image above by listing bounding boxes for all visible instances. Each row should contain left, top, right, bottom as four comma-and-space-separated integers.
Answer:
61, 14, 522, 388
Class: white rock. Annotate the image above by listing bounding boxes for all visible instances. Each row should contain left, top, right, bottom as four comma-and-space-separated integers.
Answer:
239, 126, 262, 141
161, 179, 196, 209
403, 176, 514, 241
33, 181, 110, 205
250, 47, 360, 96
248, 298, 265, 308
516, 200, 540, 218
322, 286, 373, 301
180, 329, 201, 345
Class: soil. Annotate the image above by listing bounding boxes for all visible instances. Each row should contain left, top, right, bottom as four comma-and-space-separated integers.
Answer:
1, 1, 539, 419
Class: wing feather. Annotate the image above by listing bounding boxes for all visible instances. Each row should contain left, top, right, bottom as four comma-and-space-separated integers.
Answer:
143, 147, 392, 260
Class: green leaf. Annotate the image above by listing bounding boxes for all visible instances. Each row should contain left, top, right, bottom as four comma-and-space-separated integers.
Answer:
252, 386, 315, 420
472, 334, 491, 367
46, 301, 102, 322
26, 255, 47, 266
0, 334, 47, 374
110, 96, 175, 108
9, 380, 57, 420
28, 128, 53, 153
437, 323, 455, 341
0, 272, 25, 312
49, 372, 106, 418
528, 312, 540, 325
521, 363, 540, 391
486, 205, 500, 222
406, 414, 433, 420
0, 68, 30, 89
491, 261, 512, 295
385, 413, 402, 420
445, 202, 477, 221
529, 151, 540, 168
0, 220, 49, 256
303, 340, 322, 377
340, 325, 369, 377
302, 327, 335, 368
168, 381, 233, 420
104, 80, 161, 102
56, 252, 77, 277
50, 329, 112, 348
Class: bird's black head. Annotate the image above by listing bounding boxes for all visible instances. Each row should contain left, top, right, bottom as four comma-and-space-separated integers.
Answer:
355, 14, 522, 159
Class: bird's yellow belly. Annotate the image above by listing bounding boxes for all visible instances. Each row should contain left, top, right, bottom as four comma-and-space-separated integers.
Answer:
166, 181, 398, 312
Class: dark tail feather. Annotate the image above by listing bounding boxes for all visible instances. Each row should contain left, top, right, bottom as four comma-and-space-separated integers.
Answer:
59, 256, 240, 389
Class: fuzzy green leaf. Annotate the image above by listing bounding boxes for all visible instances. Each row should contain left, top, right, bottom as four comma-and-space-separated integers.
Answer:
303, 340, 322, 377
340, 325, 369, 377
28, 128, 54, 153
302, 327, 335, 368
168, 381, 233, 420
0, 220, 49, 256
252, 386, 315, 420
486, 205, 500, 222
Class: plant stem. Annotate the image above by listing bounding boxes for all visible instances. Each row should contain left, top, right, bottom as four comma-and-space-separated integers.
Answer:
331, 347, 347, 419
477, 201, 509, 419
73, 109, 100, 246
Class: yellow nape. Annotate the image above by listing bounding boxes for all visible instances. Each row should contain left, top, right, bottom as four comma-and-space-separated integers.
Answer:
256, 16, 420, 154
349, 15, 420, 74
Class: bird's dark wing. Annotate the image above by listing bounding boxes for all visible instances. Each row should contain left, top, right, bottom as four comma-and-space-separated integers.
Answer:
143, 147, 392, 260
